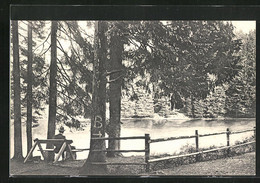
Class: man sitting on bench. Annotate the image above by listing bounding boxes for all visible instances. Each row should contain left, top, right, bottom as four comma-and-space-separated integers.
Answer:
53, 126, 67, 161
53, 126, 77, 161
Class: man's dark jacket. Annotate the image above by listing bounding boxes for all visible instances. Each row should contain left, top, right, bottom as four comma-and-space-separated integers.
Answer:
53, 133, 65, 153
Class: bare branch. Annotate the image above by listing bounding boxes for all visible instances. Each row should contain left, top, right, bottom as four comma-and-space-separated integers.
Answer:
56, 65, 70, 86
33, 32, 51, 53
106, 69, 123, 76
57, 89, 88, 107
56, 110, 77, 122
57, 57, 73, 82
38, 44, 51, 56
20, 21, 29, 26
18, 32, 27, 39
57, 38, 92, 79
34, 67, 50, 79
107, 75, 123, 83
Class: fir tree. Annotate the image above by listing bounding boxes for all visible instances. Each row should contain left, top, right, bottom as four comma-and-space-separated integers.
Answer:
225, 30, 256, 117
11, 20, 23, 160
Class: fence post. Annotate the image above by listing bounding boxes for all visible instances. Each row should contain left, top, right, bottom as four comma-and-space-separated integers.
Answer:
226, 128, 230, 146
226, 128, 230, 156
195, 130, 199, 161
254, 127, 256, 140
145, 134, 150, 173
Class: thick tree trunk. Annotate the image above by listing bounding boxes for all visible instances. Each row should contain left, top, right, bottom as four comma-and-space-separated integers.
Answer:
12, 20, 23, 160
107, 30, 124, 157
153, 85, 160, 113
79, 21, 108, 175
26, 21, 33, 154
47, 21, 58, 162
170, 94, 174, 110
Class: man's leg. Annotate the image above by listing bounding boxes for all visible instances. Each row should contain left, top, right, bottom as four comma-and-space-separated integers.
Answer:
62, 151, 65, 161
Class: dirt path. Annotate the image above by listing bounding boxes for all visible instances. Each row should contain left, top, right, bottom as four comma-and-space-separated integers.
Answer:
152, 152, 255, 176
10, 160, 81, 176
10, 152, 255, 176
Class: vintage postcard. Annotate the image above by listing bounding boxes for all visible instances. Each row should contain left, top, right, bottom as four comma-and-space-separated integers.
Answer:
9, 5, 256, 177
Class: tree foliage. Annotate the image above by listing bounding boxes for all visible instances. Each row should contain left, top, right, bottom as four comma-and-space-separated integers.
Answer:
145, 21, 240, 99
225, 30, 256, 117
119, 21, 242, 117
11, 21, 49, 123
55, 21, 93, 129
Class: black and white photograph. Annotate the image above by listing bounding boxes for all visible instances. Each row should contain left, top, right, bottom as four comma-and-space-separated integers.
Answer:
9, 18, 256, 176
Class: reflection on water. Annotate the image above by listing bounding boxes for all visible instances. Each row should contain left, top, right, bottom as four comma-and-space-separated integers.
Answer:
10, 118, 255, 160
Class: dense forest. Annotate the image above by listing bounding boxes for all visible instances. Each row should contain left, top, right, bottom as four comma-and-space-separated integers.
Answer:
10, 21, 255, 174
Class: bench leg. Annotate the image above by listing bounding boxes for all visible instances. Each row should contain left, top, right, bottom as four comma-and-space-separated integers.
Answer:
53, 142, 67, 163
67, 144, 76, 160
24, 141, 38, 163
37, 143, 46, 160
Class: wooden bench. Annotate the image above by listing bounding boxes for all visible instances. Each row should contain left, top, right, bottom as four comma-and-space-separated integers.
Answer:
24, 138, 75, 163
38, 148, 88, 152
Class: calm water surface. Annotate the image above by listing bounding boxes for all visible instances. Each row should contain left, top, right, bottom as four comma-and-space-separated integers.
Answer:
10, 118, 255, 160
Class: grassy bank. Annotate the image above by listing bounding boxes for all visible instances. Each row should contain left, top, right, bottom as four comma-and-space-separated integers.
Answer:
149, 137, 255, 171
10, 138, 255, 176
9, 151, 255, 176
153, 152, 255, 176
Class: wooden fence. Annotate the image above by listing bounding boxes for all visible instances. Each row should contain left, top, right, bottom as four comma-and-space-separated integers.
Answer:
86, 126, 255, 173
148, 127, 256, 169
88, 135, 150, 172
29, 127, 255, 172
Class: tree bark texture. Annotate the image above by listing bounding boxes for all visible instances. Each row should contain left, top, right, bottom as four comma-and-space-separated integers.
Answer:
153, 85, 160, 113
26, 21, 33, 154
47, 21, 58, 162
12, 20, 23, 160
191, 95, 195, 118
107, 31, 124, 157
79, 21, 108, 175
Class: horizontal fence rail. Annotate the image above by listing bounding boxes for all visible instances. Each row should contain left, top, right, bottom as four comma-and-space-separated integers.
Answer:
148, 127, 256, 167
199, 131, 227, 137
73, 148, 90, 151
148, 141, 255, 163
90, 162, 147, 165
88, 127, 255, 173
89, 134, 150, 172
25, 126, 255, 173
150, 128, 255, 144
231, 129, 255, 134
91, 149, 147, 152
91, 136, 146, 140
150, 135, 196, 143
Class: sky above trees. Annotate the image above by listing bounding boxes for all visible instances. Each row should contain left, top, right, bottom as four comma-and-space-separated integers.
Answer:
231, 21, 255, 33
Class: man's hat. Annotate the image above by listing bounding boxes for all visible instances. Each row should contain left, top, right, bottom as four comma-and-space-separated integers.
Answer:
59, 126, 65, 133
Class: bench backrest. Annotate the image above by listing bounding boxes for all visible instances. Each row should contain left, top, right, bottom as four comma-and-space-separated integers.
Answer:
34, 139, 73, 144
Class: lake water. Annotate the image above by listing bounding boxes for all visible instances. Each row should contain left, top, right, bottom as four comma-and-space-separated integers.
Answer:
10, 118, 255, 160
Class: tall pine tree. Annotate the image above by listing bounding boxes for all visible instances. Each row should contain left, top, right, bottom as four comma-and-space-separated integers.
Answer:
79, 21, 108, 175
26, 21, 33, 153
47, 21, 58, 161
12, 20, 23, 160
225, 30, 256, 117
107, 22, 124, 157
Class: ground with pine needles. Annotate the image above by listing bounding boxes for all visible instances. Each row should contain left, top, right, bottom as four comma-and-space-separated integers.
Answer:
10, 151, 255, 176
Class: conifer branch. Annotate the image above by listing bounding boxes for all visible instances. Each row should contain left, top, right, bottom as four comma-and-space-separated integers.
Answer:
107, 75, 123, 83
106, 69, 123, 76
33, 32, 51, 53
